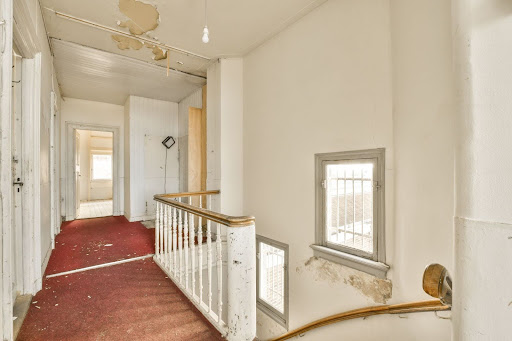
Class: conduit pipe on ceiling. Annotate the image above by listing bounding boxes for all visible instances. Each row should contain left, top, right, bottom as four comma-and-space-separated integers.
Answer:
44, 8, 211, 62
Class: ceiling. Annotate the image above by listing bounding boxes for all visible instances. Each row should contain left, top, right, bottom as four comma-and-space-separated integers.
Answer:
52, 39, 205, 105
41, 0, 327, 104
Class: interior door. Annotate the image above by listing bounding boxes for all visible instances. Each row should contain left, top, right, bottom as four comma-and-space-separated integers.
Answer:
75, 131, 81, 218
11, 48, 23, 297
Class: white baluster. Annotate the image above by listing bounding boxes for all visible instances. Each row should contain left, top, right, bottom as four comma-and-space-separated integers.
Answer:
216, 221, 223, 322
172, 206, 177, 276
155, 202, 160, 259
184, 210, 189, 289
207, 196, 213, 312
190, 212, 196, 299
178, 204, 183, 284
167, 205, 172, 270
160, 202, 164, 262
163, 204, 168, 268
198, 196, 203, 304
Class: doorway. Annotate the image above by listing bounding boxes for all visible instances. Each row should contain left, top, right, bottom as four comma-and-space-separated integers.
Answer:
75, 129, 114, 219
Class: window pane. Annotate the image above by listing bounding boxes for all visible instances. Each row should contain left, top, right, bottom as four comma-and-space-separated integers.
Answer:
259, 242, 285, 313
92, 154, 112, 180
326, 163, 374, 254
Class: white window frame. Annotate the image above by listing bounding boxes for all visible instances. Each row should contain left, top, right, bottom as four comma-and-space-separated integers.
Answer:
312, 149, 389, 279
90, 150, 113, 182
256, 235, 289, 329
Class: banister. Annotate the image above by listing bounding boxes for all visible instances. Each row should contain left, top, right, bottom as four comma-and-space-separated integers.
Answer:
271, 264, 453, 341
156, 189, 221, 198
154, 194, 255, 227
270, 300, 450, 341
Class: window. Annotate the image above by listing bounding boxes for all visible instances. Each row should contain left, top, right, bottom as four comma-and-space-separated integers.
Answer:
256, 235, 288, 329
313, 149, 389, 278
91, 153, 112, 180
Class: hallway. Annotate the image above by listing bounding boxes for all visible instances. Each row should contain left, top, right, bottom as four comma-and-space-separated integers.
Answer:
77, 200, 113, 220
17, 217, 224, 340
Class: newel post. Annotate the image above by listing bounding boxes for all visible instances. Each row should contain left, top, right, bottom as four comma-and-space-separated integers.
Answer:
226, 223, 256, 341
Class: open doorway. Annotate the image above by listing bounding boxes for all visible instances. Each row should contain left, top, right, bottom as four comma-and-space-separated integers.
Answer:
75, 129, 114, 219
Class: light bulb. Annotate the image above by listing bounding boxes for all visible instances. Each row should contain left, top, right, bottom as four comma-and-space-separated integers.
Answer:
202, 26, 209, 43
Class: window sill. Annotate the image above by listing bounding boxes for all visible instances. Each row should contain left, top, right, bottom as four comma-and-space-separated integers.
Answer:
310, 244, 389, 279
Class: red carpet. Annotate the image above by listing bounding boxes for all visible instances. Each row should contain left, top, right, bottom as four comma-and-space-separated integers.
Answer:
18, 259, 224, 341
45, 216, 155, 275
20, 216, 223, 340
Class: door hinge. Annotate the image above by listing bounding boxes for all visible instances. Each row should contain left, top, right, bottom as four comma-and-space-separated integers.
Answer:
321, 180, 327, 189
374, 181, 381, 191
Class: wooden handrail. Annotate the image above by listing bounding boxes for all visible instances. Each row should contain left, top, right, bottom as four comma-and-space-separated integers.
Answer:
156, 190, 220, 198
271, 300, 450, 341
154, 194, 255, 227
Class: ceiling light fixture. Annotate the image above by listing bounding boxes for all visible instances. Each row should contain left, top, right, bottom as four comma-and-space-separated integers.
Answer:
202, 0, 209, 43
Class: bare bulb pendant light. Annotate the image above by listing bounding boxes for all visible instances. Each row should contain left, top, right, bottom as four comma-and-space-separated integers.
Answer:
202, 0, 209, 43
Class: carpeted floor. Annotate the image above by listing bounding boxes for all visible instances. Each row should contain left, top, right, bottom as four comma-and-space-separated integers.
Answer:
45, 216, 155, 275
18, 216, 224, 341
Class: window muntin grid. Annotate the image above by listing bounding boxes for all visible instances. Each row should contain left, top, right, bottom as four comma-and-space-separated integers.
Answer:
324, 161, 376, 257
258, 242, 285, 313
91, 154, 112, 180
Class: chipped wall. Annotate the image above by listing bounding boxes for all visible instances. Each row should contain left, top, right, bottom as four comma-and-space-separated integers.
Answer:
243, 0, 453, 340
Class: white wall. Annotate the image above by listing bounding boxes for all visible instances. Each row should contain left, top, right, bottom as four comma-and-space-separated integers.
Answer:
219, 59, 244, 216
124, 96, 179, 221
452, 0, 512, 339
13, 0, 63, 278
60, 98, 125, 215
243, 0, 452, 340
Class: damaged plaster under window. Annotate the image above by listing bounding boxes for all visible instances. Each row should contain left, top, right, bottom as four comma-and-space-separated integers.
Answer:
111, 0, 167, 61
297, 257, 392, 304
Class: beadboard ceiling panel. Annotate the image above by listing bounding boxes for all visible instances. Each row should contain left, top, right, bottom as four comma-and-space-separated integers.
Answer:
41, 0, 328, 75
52, 39, 205, 105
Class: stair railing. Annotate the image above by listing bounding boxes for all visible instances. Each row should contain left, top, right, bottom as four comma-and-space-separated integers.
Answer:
153, 190, 256, 341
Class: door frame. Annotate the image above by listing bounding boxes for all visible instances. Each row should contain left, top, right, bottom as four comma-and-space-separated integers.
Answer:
65, 122, 120, 220
1, 0, 15, 338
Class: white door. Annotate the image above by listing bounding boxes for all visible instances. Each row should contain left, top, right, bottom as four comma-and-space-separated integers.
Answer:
75, 131, 81, 218
11, 48, 23, 297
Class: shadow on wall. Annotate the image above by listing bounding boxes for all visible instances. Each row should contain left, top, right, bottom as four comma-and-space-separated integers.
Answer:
473, 0, 512, 27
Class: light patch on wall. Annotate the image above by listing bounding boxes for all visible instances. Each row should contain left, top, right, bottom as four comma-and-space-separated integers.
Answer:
118, 0, 159, 35
111, 35, 144, 50
145, 44, 167, 61
297, 257, 392, 304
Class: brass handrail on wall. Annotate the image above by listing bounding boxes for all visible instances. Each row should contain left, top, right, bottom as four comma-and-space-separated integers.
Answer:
271, 264, 453, 341
154, 192, 255, 227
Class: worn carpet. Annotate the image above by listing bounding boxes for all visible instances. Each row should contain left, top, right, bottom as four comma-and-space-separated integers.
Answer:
19, 216, 223, 340
18, 259, 224, 340
44, 216, 155, 275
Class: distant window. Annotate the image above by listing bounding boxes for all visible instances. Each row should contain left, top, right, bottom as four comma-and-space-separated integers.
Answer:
313, 149, 388, 278
256, 235, 288, 329
91, 154, 112, 180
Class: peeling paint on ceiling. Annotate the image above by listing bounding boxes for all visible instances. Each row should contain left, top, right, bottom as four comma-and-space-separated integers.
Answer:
145, 44, 167, 61
111, 35, 143, 50
117, 0, 159, 35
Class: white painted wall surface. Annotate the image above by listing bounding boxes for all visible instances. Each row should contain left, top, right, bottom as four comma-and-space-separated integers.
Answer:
452, 0, 512, 339
125, 96, 179, 221
219, 59, 244, 216
60, 98, 125, 215
243, 0, 452, 339
14, 0, 63, 277
390, 0, 455, 304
